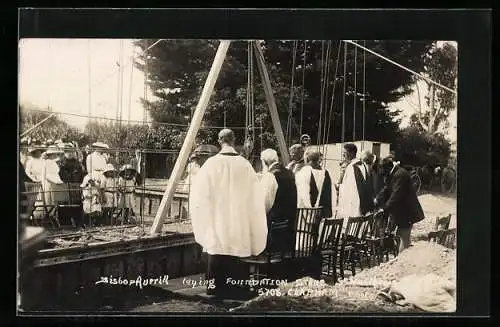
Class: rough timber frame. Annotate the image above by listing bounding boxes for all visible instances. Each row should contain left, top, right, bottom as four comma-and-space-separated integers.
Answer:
150, 40, 290, 234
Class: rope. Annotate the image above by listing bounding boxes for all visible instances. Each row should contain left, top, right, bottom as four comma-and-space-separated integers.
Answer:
342, 41, 347, 143
317, 41, 325, 151
299, 41, 307, 136
286, 41, 298, 146
128, 56, 134, 126
245, 42, 251, 141
321, 40, 333, 155
87, 40, 92, 119
324, 41, 343, 168
344, 40, 457, 95
363, 40, 366, 141
322, 40, 335, 161
115, 43, 121, 124
353, 43, 357, 141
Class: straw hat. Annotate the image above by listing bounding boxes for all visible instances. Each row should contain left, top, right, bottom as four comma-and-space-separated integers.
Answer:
28, 146, 45, 155
119, 164, 137, 177
103, 163, 117, 174
80, 175, 95, 188
92, 142, 110, 149
44, 145, 64, 156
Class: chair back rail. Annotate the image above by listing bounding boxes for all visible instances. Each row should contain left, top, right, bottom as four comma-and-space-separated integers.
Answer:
429, 228, 456, 249
434, 214, 452, 231
294, 207, 323, 258
318, 218, 344, 251
368, 211, 389, 238
20, 183, 42, 218
265, 219, 294, 261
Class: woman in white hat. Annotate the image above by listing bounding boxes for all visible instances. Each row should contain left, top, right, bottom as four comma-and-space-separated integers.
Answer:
41, 145, 66, 207
99, 163, 119, 225
25, 144, 45, 182
117, 164, 138, 224
85, 142, 109, 180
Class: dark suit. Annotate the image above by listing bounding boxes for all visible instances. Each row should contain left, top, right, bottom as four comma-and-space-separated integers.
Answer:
268, 164, 298, 224
267, 164, 298, 253
382, 165, 425, 228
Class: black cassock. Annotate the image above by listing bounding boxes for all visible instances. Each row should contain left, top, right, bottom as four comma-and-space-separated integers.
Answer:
309, 170, 333, 218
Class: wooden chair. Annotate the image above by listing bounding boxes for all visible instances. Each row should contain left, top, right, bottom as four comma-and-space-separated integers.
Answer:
241, 219, 295, 282
338, 215, 372, 278
317, 217, 343, 283
20, 185, 41, 224
364, 211, 390, 265
434, 214, 452, 231
24, 182, 59, 228
292, 207, 323, 279
429, 228, 456, 249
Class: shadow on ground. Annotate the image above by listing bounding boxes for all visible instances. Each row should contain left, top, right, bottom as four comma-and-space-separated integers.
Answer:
23, 284, 235, 313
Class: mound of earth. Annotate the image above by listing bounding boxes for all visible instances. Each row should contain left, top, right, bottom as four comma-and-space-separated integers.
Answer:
232, 241, 455, 313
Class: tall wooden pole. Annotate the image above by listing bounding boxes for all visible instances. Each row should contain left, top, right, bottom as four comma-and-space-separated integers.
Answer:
150, 40, 231, 234
252, 41, 290, 166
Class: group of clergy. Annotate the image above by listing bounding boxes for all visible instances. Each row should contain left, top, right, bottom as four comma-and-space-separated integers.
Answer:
189, 128, 425, 300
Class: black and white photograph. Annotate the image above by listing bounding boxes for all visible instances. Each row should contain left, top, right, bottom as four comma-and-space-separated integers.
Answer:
17, 9, 485, 316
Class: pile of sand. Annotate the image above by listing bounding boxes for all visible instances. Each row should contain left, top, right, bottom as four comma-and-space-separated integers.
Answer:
232, 241, 455, 313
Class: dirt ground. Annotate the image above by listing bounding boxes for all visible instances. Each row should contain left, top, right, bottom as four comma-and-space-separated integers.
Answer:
232, 241, 456, 313
412, 193, 457, 241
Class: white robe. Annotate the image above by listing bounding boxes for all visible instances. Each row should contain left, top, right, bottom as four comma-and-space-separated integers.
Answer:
337, 158, 366, 219
189, 146, 268, 257
99, 175, 118, 208
25, 157, 44, 182
86, 152, 108, 179
295, 165, 327, 208
41, 159, 66, 206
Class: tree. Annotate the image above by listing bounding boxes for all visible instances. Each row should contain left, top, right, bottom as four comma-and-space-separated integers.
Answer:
393, 126, 451, 167
133, 39, 433, 151
414, 42, 458, 135
19, 105, 82, 143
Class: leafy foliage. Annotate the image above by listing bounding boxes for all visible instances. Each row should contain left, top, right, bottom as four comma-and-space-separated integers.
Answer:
414, 42, 458, 134
19, 106, 81, 143
393, 126, 451, 167
134, 39, 434, 150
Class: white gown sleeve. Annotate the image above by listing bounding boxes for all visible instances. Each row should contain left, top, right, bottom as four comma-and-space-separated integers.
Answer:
45, 161, 64, 184
296, 167, 312, 208
260, 172, 278, 214
189, 162, 215, 251
338, 164, 361, 218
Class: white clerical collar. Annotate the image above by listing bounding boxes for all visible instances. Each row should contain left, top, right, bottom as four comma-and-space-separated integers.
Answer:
390, 163, 397, 175
349, 158, 360, 165
268, 162, 279, 170
220, 145, 238, 154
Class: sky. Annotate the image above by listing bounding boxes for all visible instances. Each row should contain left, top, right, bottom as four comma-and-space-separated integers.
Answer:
18, 39, 457, 143
18, 38, 151, 130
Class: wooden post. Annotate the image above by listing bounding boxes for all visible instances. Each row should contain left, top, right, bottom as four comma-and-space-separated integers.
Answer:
252, 41, 291, 165
150, 40, 231, 234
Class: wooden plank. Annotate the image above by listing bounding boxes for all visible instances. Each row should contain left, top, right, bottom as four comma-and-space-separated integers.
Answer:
150, 40, 231, 234
252, 41, 290, 165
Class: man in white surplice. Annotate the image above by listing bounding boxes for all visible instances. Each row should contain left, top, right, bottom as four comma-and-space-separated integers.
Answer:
190, 129, 267, 300
295, 149, 333, 218
337, 143, 374, 219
